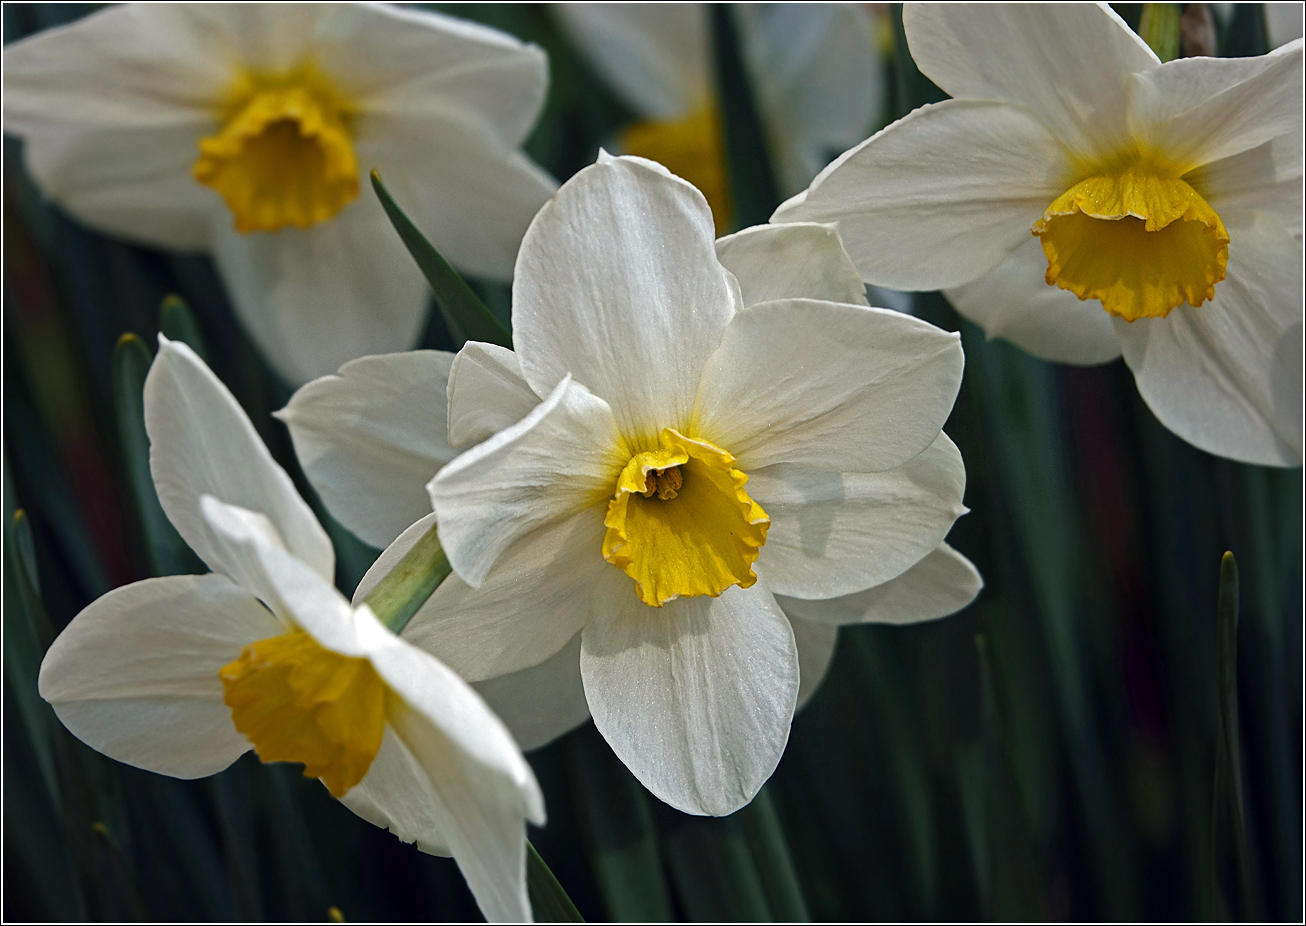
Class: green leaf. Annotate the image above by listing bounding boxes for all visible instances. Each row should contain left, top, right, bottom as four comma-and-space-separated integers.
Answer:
111, 333, 202, 577
661, 808, 772, 921
527, 841, 585, 922
710, 4, 781, 229
958, 633, 1046, 920
159, 293, 209, 362
369, 170, 512, 349
1212, 551, 1261, 918
359, 523, 451, 634
736, 785, 810, 920
3, 496, 61, 809
1138, 3, 1181, 62
954, 317, 1135, 916
566, 724, 672, 921
847, 628, 938, 911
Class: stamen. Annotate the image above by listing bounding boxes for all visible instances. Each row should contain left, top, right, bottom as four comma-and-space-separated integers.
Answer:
642, 466, 683, 500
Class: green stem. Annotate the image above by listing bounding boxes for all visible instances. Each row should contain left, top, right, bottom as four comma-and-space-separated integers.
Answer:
527, 841, 584, 922
360, 524, 451, 635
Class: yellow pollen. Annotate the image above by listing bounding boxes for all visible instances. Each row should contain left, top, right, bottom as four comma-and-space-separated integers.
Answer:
220, 630, 386, 798
620, 100, 731, 233
194, 67, 358, 234
1032, 164, 1228, 321
603, 428, 769, 607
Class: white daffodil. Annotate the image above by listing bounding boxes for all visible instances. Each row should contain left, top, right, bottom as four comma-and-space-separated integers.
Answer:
2, 3, 556, 386
396, 152, 965, 817
775, 3, 1304, 467
278, 218, 981, 753
554, 3, 881, 229
37, 337, 544, 923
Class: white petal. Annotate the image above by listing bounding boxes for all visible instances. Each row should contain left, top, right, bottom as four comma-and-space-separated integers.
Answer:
11, 122, 219, 251
776, 542, 983, 627
737, 3, 880, 196
581, 574, 799, 817
786, 615, 839, 712
402, 509, 609, 682
429, 376, 625, 588
512, 153, 740, 440
1191, 134, 1303, 239
715, 222, 868, 307
1129, 40, 1303, 170
903, 2, 1158, 158
180, 4, 318, 74
1116, 210, 1304, 466
357, 608, 544, 923
1, 5, 233, 249
944, 236, 1123, 365
361, 117, 557, 282
772, 99, 1070, 290
553, 3, 709, 118
749, 433, 968, 599
145, 337, 334, 585
37, 574, 280, 778
692, 299, 963, 473
211, 185, 428, 387
446, 342, 541, 450
310, 4, 549, 150
200, 496, 363, 657
339, 728, 452, 858
472, 634, 590, 752
1, 5, 232, 127
279, 351, 457, 550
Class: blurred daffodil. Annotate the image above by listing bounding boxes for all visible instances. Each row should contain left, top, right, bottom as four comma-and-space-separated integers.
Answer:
302, 153, 964, 816
279, 219, 980, 754
2, 3, 556, 386
777, 3, 1304, 467
38, 337, 544, 923
555, 3, 882, 230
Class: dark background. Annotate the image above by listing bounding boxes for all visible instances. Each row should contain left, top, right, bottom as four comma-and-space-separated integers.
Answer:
4, 4, 1300, 921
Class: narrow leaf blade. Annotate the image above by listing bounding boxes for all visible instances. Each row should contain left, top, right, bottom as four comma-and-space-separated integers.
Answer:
370, 170, 512, 349
527, 841, 585, 923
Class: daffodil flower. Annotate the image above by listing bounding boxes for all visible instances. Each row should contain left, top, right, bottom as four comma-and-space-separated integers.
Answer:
279, 216, 980, 756
554, 3, 881, 229
350, 152, 962, 816
37, 337, 544, 923
775, 3, 1303, 467
2, 3, 556, 386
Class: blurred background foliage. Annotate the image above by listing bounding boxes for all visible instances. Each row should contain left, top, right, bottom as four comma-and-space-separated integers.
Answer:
3, 3, 1301, 921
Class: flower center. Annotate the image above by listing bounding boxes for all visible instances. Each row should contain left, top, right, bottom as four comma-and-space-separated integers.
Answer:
219, 630, 386, 797
642, 465, 683, 500
602, 428, 769, 607
620, 100, 731, 233
193, 68, 358, 234
1032, 165, 1228, 321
